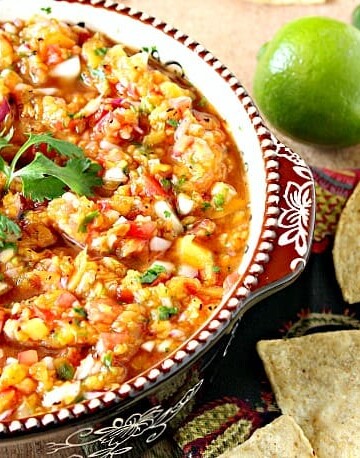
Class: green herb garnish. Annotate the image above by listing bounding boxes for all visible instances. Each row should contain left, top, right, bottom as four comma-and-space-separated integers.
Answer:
78, 210, 100, 233
73, 306, 87, 318
174, 175, 187, 192
201, 201, 212, 211
166, 119, 179, 128
102, 352, 113, 368
163, 210, 171, 219
55, 360, 75, 381
40, 6, 52, 14
0, 133, 102, 201
94, 47, 108, 57
212, 265, 221, 273
158, 305, 178, 320
140, 264, 166, 284
160, 178, 171, 190
213, 193, 225, 209
142, 46, 158, 54
0, 213, 21, 249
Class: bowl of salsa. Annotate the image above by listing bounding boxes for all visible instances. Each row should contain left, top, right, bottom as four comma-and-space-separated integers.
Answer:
0, 0, 315, 455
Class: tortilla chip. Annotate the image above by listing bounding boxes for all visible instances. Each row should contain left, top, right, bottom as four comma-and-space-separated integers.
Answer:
257, 330, 360, 458
218, 415, 316, 457
333, 181, 360, 304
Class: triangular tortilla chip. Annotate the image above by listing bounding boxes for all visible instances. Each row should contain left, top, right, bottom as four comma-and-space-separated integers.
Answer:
257, 330, 360, 457
333, 181, 360, 304
218, 414, 316, 457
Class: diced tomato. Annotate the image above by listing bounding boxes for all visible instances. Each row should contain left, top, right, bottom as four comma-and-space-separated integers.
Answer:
18, 349, 38, 366
55, 291, 78, 309
32, 306, 56, 322
127, 221, 156, 239
142, 175, 168, 198
184, 280, 200, 296
116, 287, 134, 303
98, 332, 128, 352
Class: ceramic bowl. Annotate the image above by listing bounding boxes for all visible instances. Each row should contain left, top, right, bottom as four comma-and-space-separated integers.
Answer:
0, 1, 315, 456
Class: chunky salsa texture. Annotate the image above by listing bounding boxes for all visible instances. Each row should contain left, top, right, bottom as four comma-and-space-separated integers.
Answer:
0, 14, 249, 420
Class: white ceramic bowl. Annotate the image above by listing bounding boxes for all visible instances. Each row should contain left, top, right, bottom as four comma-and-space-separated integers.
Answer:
0, 1, 315, 455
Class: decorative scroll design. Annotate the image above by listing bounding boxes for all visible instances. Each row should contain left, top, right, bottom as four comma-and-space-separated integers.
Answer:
276, 144, 314, 264
46, 380, 203, 457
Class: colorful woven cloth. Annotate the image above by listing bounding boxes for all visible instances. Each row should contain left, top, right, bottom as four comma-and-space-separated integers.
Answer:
312, 167, 360, 253
143, 167, 360, 458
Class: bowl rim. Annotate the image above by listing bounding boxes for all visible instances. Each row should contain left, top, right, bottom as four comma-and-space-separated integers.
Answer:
0, 0, 316, 437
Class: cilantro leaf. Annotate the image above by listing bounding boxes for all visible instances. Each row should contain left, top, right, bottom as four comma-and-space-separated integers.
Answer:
1, 133, 103, 201
0, 213, 21, 249
158, 305, 178, 321
140, 264, 166, 284
40, 6, 52, 14
15, 153, 102, 201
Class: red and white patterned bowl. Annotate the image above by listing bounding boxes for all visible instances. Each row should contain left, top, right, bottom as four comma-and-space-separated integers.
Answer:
0, 0, 315, 455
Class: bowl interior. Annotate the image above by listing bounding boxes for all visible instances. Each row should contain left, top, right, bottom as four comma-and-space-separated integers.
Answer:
0, 0, 266, 279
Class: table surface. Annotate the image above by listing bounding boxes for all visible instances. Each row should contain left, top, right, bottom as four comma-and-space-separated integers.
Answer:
125, 0, 360, 170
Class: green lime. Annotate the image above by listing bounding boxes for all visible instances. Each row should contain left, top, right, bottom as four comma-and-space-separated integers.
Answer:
352, 5, 360, 30
253, 16, 360, 147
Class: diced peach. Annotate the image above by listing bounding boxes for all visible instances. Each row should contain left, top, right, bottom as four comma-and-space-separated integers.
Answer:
18, 349, 39, 366
175, 235, 214, 269
0, 363, 28, 388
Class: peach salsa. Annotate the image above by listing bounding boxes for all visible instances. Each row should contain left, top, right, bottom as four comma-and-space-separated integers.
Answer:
0, 11, 249, 420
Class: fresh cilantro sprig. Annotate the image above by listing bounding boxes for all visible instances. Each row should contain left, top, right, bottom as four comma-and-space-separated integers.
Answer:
0, 133, 103, 201
0, 213, 21, 249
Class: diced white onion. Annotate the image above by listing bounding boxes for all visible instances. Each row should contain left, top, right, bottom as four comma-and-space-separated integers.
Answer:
177, 264, 198, 278
34, 87, 59, 96
169, 329, 185, 339
177, 193, 194, 215
99, 140, 119, 150
107, 233, 118, 248
154, 200, 183, 235
0, 282, 9, 295
42, 381, 81, 407
149, 236, 172, 252
42, 357, 54, 370
160, 297, 173, 308
114, 216, 128, 226
75, 354, 101, 380
103, 167, 128, 183
141, 341, 156, 352
210, 182, 237, 203
49, 56, 81, 80
157, 339, 172, 353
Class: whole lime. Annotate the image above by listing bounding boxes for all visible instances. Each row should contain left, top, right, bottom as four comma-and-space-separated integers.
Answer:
253, 16, 360, 147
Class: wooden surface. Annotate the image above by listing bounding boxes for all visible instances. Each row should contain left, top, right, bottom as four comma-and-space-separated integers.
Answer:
125, 0, 360, 170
